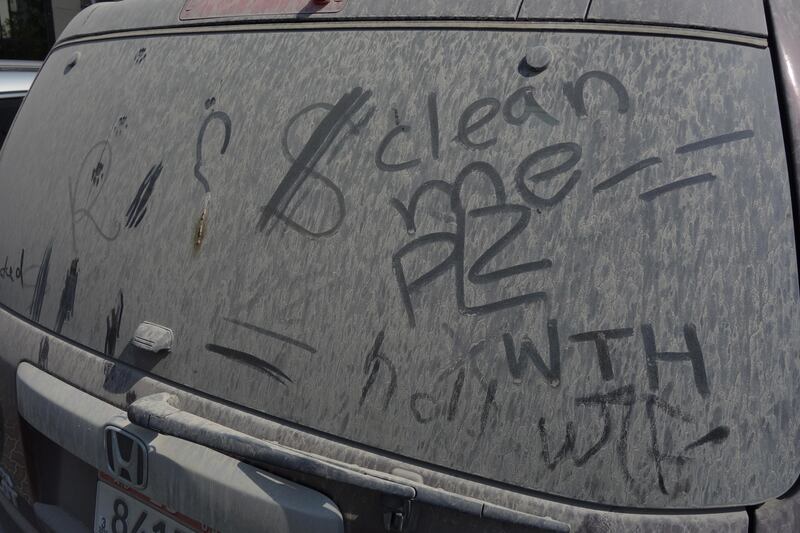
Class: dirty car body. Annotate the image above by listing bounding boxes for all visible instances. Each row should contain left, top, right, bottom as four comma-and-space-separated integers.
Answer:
1, 0, 800, 531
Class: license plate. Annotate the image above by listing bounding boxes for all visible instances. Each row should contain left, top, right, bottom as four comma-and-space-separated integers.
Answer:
94, 481, 191, 533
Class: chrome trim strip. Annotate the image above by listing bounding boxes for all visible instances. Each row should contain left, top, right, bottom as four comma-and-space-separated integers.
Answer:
54, 20, 767, 50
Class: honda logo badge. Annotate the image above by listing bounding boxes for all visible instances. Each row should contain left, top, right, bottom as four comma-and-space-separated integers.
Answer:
104, 426, 148, 488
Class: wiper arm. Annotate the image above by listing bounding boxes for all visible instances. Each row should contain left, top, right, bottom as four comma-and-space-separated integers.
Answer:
129, 393, 569, 533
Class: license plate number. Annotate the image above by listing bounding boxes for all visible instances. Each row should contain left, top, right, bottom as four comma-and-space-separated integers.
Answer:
94, 482, 190, 533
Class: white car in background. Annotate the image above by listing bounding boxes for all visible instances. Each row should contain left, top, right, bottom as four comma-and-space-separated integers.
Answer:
0, 61, 39, 148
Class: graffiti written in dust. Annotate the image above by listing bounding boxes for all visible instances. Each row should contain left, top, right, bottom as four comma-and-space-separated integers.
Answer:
385, 87, 753, 325
391, 318, 728, 497
268, 74, 753, 326
192, 99, 232, 249
206, 344, 292, 386
0, 249, 24, 287
54, 258, 79, 334
37, 337, 49, 369
134, 48, 147, 64
250, 70, 760, 498
205, 317, 316, 387
29, 243, 52, 323
410, 324, 498, 437
538, 386, 729, 498
359, 330, 397, 411
104, 291, 124, 356
113, 115, 128, 137
68, 141, 121, 254
125, 162, 163, 229
90, 159, 105, 187
356, 326, 499, 434
391, 167, 551, 328
259, 87, 375, 238
194, 102, 232, 197
538, 323, 719, 497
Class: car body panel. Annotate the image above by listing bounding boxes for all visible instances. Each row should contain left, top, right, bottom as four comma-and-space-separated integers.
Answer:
769, 0, 800, 178
16, 362, 345, 533
749, 0, 800, 526
184, 0, 525, 19
518, 0, 589, 20
60, 0, 770, 44
0, 25, 798, 511
587, 0, 767, 36
59, 0, 525, 43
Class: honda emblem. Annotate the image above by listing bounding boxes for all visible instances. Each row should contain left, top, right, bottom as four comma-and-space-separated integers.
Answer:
104, 426, 148, 488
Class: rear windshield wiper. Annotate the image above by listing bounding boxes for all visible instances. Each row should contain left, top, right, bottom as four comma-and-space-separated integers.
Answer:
129, 393, 569, 532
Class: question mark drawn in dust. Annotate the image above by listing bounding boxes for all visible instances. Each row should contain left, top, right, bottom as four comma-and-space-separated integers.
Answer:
193, 99, 232, 249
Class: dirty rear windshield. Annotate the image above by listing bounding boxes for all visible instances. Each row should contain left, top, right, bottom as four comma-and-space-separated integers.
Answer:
0, 27, 798, 509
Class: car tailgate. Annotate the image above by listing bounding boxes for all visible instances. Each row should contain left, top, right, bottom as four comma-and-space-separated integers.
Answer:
0, 15, 798, 513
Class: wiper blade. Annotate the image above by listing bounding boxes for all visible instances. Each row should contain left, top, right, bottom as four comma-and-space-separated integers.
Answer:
129, 393, 569, 532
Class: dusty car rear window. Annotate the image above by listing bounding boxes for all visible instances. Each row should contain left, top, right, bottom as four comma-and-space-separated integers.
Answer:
0, 28, 798, 509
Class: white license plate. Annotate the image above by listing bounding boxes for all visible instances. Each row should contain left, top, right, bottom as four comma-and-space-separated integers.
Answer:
94, 481, 191, 533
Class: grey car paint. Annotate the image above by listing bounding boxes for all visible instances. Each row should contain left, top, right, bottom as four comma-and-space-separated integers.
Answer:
16, 363, 346, 533
1, 18, 798, 512
59, 0, 524, 43
293, 0, 525, 19
750, 0, 800, 527
58, 0, 769, 44
518, 1, 590, 20
587, 0, 768, 36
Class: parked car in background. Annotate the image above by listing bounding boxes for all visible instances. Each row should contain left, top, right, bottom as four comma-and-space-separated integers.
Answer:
2, 0, 800, 532
0, 61, 39, 148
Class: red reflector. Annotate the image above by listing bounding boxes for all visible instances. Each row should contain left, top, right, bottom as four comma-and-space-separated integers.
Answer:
180, 0, 346, 20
